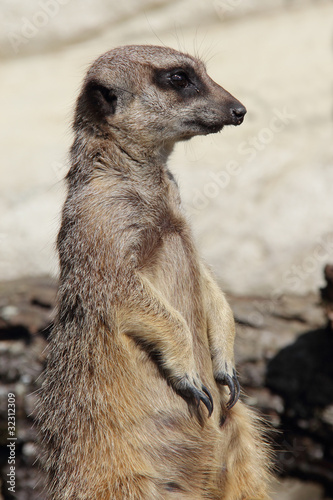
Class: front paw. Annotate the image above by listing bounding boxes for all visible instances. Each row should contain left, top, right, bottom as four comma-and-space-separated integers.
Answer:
215, 368, 240, 409
175, 375, 213, 417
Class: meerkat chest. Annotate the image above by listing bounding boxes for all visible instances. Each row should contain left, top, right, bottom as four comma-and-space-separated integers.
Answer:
121, 174, 203, 311
135, 178, 193, 269
145, 224, 205, 332
139, 191, 203, 313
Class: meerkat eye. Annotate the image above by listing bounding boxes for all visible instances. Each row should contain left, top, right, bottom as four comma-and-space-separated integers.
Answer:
169, 71, 191, 89
153, 67, 200, 95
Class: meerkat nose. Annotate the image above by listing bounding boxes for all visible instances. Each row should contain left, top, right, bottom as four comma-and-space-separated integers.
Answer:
230, 105, 247, 125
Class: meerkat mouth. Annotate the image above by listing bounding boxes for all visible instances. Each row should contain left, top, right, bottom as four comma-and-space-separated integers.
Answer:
185, 120, 225, 135
205, 123, 224, 134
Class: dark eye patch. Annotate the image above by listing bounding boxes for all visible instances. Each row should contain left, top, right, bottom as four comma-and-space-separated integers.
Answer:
153, 65, 206, 98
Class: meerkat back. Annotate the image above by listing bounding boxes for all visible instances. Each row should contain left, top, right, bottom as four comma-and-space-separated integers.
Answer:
37, 45, 272, 500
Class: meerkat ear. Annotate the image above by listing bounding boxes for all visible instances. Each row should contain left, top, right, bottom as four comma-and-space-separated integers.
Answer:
84, 80, 118, 118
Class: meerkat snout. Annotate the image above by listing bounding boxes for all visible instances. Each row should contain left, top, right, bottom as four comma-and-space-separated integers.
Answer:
230, 104, 247, 125
74, 45, 246, 156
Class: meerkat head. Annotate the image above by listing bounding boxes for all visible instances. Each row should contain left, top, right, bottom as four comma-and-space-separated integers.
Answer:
74, 45, 246, 157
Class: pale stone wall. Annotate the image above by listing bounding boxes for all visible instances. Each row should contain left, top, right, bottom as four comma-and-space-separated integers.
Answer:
1, 0, 332, 296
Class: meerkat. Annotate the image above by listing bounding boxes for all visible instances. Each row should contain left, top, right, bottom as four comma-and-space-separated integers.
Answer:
37, 45, 272, 500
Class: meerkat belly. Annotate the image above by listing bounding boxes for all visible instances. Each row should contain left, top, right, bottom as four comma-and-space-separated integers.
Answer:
145, 232, 203, 327
141, 230, 214, 377
128, 229, 223, 495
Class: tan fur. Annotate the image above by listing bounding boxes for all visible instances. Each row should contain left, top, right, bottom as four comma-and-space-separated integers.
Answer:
37, 45, 272, 499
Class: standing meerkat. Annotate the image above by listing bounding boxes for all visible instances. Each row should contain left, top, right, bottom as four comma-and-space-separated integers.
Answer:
37, 45, 272, 499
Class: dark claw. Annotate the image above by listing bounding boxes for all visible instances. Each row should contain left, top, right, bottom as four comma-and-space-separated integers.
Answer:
224, 374, 235, 408
178, 382, 214, 417
191, 386, 213, 417
201, 385, 214, 417
231, 372, 240, 408
216, 369, 240, 409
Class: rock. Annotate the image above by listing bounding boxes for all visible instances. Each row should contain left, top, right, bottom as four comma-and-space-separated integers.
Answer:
271, 478, 326, 500
266, 315, 333, 495
322, 406, 333, 427
320, 264, 333, 329
1, 274, 333, 497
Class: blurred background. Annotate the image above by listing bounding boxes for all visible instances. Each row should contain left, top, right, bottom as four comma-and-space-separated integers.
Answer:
0, 0, 332, 498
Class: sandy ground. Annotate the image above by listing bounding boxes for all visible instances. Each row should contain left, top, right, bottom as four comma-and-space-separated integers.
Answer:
0, 1, 332, 295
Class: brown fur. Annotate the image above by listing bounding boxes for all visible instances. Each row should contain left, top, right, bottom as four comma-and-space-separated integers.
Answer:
37, 45, 272, 499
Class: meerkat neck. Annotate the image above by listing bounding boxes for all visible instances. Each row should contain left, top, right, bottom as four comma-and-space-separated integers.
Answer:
67, 130, 172, 188
112, 137, 174, 170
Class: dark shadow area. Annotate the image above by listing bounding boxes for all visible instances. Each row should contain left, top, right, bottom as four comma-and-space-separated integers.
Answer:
267, 325, 333, 417
0, 325, 31, 343
267, 325, 333, 495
